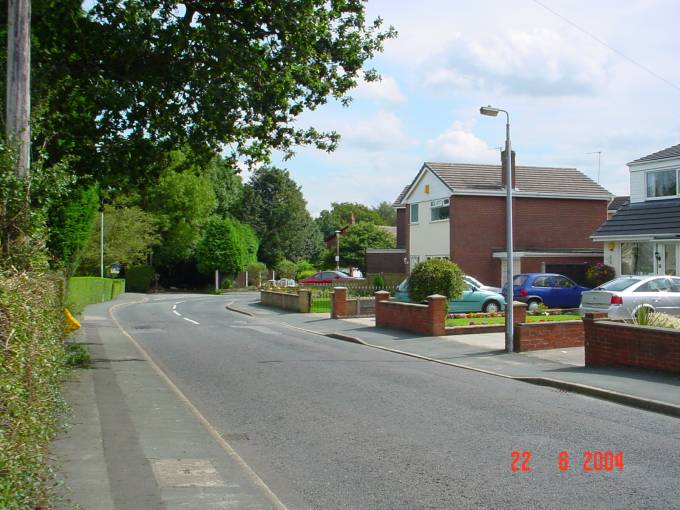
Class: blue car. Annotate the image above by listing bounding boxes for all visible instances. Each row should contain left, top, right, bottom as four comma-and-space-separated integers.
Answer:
513, 273, 590, 310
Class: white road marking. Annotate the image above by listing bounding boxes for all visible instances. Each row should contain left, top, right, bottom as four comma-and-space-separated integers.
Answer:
172, 304, 177, 310
172, 310, 181, 316
184, 317, 200, 325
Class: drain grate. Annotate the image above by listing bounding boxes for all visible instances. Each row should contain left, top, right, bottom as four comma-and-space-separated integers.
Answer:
222, 432, 250, 441
152, 459, 225, 488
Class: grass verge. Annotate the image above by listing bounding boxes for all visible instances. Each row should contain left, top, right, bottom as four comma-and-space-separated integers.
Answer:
446, 314, 581, 327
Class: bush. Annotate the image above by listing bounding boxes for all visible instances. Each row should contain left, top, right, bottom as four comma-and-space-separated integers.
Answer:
0, 270, 69, 508
220, 278, 233, 289
408, 259, 464, 302
585, 262, 616, 287
65, 276, 125, 314
373, 273, 386, 288
275, 259, 297, 279
125, 265, 155, 292
246, 261, 267, 286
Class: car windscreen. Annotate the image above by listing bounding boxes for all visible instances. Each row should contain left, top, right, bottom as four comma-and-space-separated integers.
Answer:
596, 277, 642, 291
513, 275, 527, 286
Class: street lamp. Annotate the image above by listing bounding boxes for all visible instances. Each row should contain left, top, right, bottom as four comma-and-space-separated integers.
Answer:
480, 105, 514, 353
335, 230, 341, 270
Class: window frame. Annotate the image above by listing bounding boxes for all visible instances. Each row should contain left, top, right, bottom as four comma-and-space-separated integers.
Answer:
430, 198, 450, 222
645, 168, 680, 200
410, 203, 419, 224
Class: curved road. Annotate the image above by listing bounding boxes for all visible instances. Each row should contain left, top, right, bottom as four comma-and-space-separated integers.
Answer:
116, 293, 680, 509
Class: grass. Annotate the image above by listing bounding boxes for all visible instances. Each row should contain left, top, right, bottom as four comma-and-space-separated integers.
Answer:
446, 314, 581, 327
310, 297, 331, 313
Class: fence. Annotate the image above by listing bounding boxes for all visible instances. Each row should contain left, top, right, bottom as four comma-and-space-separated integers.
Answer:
310, 284, 397, 314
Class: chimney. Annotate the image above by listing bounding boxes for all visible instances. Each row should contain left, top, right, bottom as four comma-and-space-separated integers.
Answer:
501, 150, 516, 189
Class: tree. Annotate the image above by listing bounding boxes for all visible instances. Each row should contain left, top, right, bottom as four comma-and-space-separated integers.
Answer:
195, 217, 258, 276
2, 1, 396, 188
316, 202, 384, 238
79, 205, 159, 274
238, 167, 322, 266
274, 259, 297, 280
373, 201, 396, 226
408, 259, 464, 303
147, 168, 216, 265
326, 221, 395, 272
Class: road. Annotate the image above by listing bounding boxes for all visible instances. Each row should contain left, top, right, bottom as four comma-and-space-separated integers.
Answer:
115, 292, 680, 509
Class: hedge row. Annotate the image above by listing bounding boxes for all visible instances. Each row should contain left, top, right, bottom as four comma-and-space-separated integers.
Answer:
0, 271, 68, 508
65, 276, 126, 315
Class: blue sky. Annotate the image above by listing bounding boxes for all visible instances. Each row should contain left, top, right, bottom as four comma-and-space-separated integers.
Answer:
268, 0, 680, 215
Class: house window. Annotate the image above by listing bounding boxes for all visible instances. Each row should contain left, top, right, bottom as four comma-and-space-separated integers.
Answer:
646, 169, 678, 198
430, 198, 450, 221
410, 203, 419, 223
621, 242, 654, 275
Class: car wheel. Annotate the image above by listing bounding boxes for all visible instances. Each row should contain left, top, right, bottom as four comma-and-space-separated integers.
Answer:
483, 300, 500, 313
526, 299, 541, 311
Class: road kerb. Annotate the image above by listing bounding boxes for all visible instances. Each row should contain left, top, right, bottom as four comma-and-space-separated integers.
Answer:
225, 301, 255, 317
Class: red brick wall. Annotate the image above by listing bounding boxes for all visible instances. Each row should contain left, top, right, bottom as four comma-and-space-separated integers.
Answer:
366, 251, 406, 274
375, 293, 446, 336
451, 195, 607, 286
584, 316, 680, 373
514, 321, 584, 352
521, 256, 602, 274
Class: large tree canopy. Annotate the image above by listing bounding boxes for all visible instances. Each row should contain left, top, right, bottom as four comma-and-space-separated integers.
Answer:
316, 201, 384, 238
1, 0, 395, 188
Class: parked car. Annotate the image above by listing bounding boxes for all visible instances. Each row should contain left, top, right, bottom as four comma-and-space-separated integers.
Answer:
395, 279, 506, 313
579, 275, 680, 320
512, 273, 590, 310
300, 271, 354, 284
464, 275, 502, 294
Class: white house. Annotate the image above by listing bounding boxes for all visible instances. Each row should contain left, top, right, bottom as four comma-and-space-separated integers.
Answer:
593, 143, 680, 276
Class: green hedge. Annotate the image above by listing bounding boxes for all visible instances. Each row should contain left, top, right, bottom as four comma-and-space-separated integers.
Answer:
65, 276, 126, 315
0, 271, 68, 508
124, 266, 155, 292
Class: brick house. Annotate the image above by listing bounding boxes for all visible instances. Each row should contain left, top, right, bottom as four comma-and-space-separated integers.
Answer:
593, 143, 680, 276
391, 152, 612, 286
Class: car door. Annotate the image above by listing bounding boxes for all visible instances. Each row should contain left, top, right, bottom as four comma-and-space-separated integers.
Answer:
551, 276, 581, 307
666, 277, 680, 316
631, 278, 665, 315
448, 282, 477, 312
529, 275, 553, 305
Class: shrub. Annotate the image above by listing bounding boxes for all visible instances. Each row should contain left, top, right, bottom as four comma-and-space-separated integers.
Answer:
125, 266, 155, 293
408, 259, 465, 303
275, 259, 298, 279
246, 261, 267, 286
295, 260, 316, 279
373, 273, 386, 288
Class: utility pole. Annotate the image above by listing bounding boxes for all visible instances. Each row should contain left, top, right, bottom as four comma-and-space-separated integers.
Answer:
6, 0, 31, 177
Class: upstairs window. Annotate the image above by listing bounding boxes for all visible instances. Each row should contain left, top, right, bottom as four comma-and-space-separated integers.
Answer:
430, 198, 450, 221
410, 203, 419, 223
646, 169, 678, 198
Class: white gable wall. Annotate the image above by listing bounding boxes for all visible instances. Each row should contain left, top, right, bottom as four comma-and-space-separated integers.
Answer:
406, 168, 451, 266
629, 156, 680, 203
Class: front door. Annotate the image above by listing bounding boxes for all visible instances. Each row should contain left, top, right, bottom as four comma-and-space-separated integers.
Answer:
656, 244, 678, 276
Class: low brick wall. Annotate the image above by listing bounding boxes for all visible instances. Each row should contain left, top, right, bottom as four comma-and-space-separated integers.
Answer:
260, 289, 311, 313
514, 321, 584, 352
375, 291, 447, 336
584, 314, 680, 373
445, 324, 505, 335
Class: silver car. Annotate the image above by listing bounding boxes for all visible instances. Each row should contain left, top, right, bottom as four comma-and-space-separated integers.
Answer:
579, 275, 680, 320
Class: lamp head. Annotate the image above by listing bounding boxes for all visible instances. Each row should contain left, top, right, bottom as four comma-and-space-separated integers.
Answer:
480, 105, 500, 117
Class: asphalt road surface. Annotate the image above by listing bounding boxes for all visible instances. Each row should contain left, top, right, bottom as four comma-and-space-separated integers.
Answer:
116, 293, 680, 509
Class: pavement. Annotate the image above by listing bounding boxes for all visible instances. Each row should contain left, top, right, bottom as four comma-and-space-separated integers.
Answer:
51, 294, 284, 510
229, 297, 680, 418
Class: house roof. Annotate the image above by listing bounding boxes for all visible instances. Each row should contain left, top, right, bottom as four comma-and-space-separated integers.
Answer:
592, 197, 680, 238
628, 143, 680, 165
423, 162, 611, 197
392, 186, 409, 207
608, 196, 630, 211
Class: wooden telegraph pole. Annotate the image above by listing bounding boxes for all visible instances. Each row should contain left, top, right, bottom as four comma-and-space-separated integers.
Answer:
6, 0, 31, 178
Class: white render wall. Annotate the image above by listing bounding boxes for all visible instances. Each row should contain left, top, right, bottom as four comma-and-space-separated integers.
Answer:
406, 167, 451, 262
628, 156, 680, 203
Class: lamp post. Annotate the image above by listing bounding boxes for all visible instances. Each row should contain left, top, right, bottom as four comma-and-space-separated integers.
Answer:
335, 230, 341, 270
480, 105, 514, 353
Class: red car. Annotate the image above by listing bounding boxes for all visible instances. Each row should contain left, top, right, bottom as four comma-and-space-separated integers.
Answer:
300, 271, 354, 284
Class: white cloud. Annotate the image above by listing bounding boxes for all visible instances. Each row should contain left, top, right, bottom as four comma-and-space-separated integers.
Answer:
340, 111, 415, 152
426, 122, 497, 163
426, 28, 609, 96
352, 73, 407, 105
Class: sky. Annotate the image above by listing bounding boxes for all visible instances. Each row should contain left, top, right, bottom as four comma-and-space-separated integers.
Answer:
268, 0, 680, 216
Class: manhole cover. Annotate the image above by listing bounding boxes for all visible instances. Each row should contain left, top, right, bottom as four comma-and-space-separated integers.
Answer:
152, 459, 225, 488
222, 432, 250, 441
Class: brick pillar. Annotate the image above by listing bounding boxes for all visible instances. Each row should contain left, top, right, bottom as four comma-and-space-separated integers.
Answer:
298, 289, 311, 313
583, 312, 607, 366
374, 291, 390, 327
331, 287, 348, 319
513, 301, 527, 324
427, 294, 447, 336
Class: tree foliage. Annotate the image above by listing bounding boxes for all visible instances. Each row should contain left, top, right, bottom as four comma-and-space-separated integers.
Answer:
4, 0, 395, 187
316, 202, 384, 238
195, 217, 258, 275
373, 200, 396, 226
79, 205, 160, 274
239, 167, 322, 265
408, 259, 464, 303
326, 221, 395, 272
